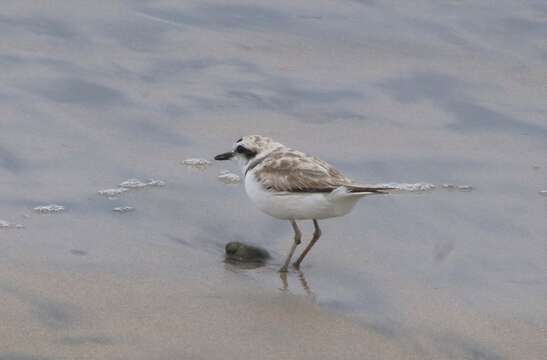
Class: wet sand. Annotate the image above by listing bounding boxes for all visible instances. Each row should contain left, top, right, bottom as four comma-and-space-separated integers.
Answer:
1, 0, 547, 359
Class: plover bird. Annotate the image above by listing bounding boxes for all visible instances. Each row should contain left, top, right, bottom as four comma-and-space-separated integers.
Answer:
215, 135, 391, 272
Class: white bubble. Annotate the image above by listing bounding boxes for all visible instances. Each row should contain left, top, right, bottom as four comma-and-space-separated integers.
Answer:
181, 158, 211, 169
119, 178, 165, 189
33, 204, 65, 213
375, 182, 437, 192
218, 171, 241, 184
112, 206, 135, 213
98, 188, 129, 198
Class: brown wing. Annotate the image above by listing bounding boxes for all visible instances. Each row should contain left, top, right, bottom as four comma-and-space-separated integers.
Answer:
254, 150, 354, 193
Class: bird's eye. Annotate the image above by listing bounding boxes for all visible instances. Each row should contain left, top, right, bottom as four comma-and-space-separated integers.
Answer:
236, 137, 243, 143
235, 145, 257, 158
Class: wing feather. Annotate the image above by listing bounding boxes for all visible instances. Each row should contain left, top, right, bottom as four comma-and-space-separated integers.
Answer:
254, 150, 354, 193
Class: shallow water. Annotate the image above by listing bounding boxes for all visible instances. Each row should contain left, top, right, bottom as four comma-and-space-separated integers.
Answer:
1, 0, 546, 359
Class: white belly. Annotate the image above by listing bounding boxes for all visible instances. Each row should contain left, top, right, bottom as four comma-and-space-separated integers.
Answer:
244, 173, 362, 220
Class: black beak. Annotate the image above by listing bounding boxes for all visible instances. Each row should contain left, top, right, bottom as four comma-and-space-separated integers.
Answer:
214, 151, 234, 160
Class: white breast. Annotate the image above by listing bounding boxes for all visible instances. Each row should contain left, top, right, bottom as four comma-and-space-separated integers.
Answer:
244, 172, 363, 220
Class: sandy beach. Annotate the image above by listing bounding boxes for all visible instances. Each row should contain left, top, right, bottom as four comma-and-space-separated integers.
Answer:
1, 0, 546, 359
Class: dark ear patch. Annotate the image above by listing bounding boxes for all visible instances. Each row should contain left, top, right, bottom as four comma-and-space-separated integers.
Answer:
235, 145, 257, 159
236, 137, 243, 143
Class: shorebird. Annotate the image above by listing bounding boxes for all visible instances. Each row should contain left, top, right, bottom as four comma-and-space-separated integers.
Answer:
215, 135, 391, 272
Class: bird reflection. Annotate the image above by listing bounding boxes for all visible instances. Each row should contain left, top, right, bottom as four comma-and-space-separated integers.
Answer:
222, 256, 315, 298
279, 270, 315, 298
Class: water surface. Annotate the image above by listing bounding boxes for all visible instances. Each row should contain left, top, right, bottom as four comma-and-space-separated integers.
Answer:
1, 1, 546, 359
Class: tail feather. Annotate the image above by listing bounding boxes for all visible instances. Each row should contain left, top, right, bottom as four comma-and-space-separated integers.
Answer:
345, 185, 395, 194
328, 185, 394, 200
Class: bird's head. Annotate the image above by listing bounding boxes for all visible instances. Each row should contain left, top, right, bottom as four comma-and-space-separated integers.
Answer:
214, 135, 282, 172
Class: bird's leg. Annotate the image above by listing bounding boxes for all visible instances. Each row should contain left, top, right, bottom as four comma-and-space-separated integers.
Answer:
279, 220, 301, 272
279, 271, 289, 291
293, 219, 322, 269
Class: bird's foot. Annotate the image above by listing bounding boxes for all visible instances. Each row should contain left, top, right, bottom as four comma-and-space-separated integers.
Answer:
292, 262, 301, 270
278, 266, 289, 273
